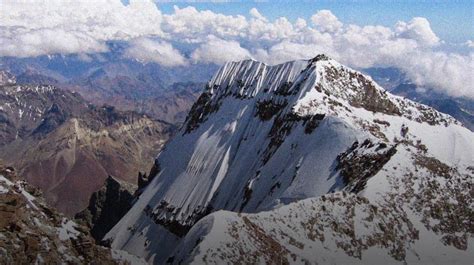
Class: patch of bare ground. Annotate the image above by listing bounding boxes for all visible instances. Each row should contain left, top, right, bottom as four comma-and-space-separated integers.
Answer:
411, 169, 473, 250
302, 194, 419, 261
414, 155, 454, 178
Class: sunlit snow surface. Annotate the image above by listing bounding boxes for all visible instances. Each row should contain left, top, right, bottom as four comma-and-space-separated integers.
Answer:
106, 56, 474, 264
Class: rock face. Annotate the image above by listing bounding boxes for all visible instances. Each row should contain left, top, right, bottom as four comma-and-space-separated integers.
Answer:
75, 176, 135, 242
0, 76, 173, 215
105, 55, 474, 264
0, 164, 146, 264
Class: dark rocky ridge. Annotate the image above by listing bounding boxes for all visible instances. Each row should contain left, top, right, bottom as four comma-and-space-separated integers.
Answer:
75, 176, 135, 242
392, 84, 474, 131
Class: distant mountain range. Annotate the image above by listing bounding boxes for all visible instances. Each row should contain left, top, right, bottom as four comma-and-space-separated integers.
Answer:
1, 48, 217, 124
0, 73, 173, 215
2, 52, 471, 130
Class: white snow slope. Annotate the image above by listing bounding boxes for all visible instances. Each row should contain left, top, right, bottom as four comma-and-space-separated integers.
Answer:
106, 54, 474, 264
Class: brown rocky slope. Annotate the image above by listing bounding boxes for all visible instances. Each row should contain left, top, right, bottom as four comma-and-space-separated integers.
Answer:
0, 75, 173, 215
0, 164, 146, 264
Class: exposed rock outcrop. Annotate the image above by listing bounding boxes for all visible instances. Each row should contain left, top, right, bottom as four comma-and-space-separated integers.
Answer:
0, 164, 145, 264
75, 176, 135, 242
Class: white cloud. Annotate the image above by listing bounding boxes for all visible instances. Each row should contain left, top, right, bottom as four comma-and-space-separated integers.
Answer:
0, 28, 108, 57
124, 38, 187, 67
294, 18, 307, 30
466, 40, 474, 48
0, 0, 164, 57
191, 37, 251, 64
1, 2, 472, 98
398, 52, 474, 98
311, 10, 343, 33
162, 6, 248, 43
395, 17, 440, 46
249, 8, 267, 21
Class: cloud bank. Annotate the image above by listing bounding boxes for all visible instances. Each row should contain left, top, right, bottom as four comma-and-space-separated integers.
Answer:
1, 1, 472, 98
124, 38, 186, 67
1, 0, 163, 57
191, 37, 252, 64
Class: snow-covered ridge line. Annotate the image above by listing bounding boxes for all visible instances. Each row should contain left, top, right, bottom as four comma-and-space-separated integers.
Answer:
208, 58, 307, 97
2, 84, 57, 95
201, 54, 458, 130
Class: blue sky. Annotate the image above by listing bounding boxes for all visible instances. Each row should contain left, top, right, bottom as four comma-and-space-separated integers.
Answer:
156, 0, 473, 43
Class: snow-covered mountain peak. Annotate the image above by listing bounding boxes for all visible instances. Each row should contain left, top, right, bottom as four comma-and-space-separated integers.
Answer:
106, 56, 473, 264
207, 57, 307, 96
207, 54, 337, 98
186, 55, 459, 136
